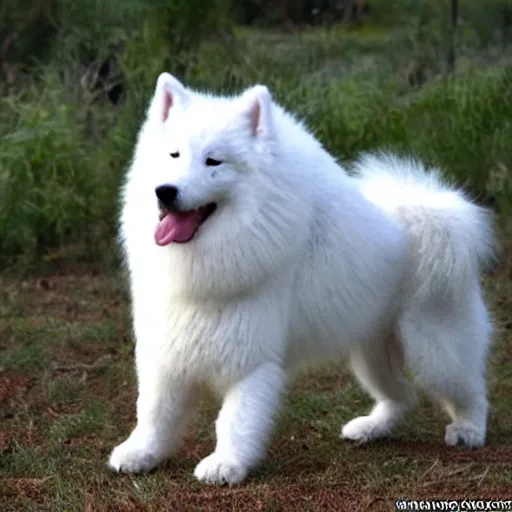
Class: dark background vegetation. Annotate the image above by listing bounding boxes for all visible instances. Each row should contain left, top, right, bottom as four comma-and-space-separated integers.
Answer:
1, 2, 512, 511
0, 0, 511, 270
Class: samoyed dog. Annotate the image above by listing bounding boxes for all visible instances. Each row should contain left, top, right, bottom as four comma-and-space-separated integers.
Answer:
109, 73, 495, 485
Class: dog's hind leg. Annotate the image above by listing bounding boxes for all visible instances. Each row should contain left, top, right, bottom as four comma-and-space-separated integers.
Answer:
400, 291, 492, 448
341, 334, 417, 442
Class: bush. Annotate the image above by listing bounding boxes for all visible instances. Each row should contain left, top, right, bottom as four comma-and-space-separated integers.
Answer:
0, 0, 510, 271
0, 72, 115, 266
0, 0, 234, 269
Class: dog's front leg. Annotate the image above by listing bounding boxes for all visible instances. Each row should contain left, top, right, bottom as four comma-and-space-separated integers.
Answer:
194, 361, 286, 485
109, 360, 198, 474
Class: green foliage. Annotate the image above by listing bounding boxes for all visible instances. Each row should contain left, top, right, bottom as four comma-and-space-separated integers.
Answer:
0, 0, 55, 66
396, 68, 512, 204
0, 0, 511, 270
463, 0, 512, 47
0, 71, 116, 266
0, 0, 234, 269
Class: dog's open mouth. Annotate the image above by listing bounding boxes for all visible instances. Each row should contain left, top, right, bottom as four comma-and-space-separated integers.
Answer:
154, 203, 217, 246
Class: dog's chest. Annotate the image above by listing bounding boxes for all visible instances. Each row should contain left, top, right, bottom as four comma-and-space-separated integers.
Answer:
158, 295, 288, 386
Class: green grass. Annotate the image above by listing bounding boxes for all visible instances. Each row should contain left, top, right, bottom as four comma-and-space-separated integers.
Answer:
0, 223, 511, 511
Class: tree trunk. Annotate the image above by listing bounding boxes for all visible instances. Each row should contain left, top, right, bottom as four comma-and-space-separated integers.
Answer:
447, 0, 458, 74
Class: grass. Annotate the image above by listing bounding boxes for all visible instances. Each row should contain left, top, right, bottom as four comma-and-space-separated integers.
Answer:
1, 221, 512, 511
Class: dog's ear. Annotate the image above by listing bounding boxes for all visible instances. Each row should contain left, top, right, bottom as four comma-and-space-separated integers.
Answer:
152, 73, 189, 122
239, 85, 273, 137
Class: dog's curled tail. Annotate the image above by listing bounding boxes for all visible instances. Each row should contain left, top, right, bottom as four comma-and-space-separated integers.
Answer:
353, 153, 497, 300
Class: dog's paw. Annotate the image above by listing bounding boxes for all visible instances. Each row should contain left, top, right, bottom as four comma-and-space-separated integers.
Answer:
194, 452, 247, 485
341, 415, 390, 443
445, 420, 485, 448
108, 434, 166, 473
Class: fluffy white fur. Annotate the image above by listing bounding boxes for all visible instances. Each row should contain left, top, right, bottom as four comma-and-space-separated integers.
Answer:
108, 73, 496, 485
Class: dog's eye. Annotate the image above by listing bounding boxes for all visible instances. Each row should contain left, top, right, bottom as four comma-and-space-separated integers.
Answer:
206, 157, 222, 167
170, 152, 180, 158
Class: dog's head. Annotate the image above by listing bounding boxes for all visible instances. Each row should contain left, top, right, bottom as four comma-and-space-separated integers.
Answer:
146, 73, 276, 246
125, 73, 315, 298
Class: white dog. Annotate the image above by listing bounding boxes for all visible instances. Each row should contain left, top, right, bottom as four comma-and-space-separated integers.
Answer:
109, 73, 495, 485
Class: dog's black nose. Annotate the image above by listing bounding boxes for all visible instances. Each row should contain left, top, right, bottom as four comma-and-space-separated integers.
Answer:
155, 185, 178, 208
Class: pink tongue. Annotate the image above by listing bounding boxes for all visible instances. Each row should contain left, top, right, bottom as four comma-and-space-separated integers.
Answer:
154, 210, 203, 245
